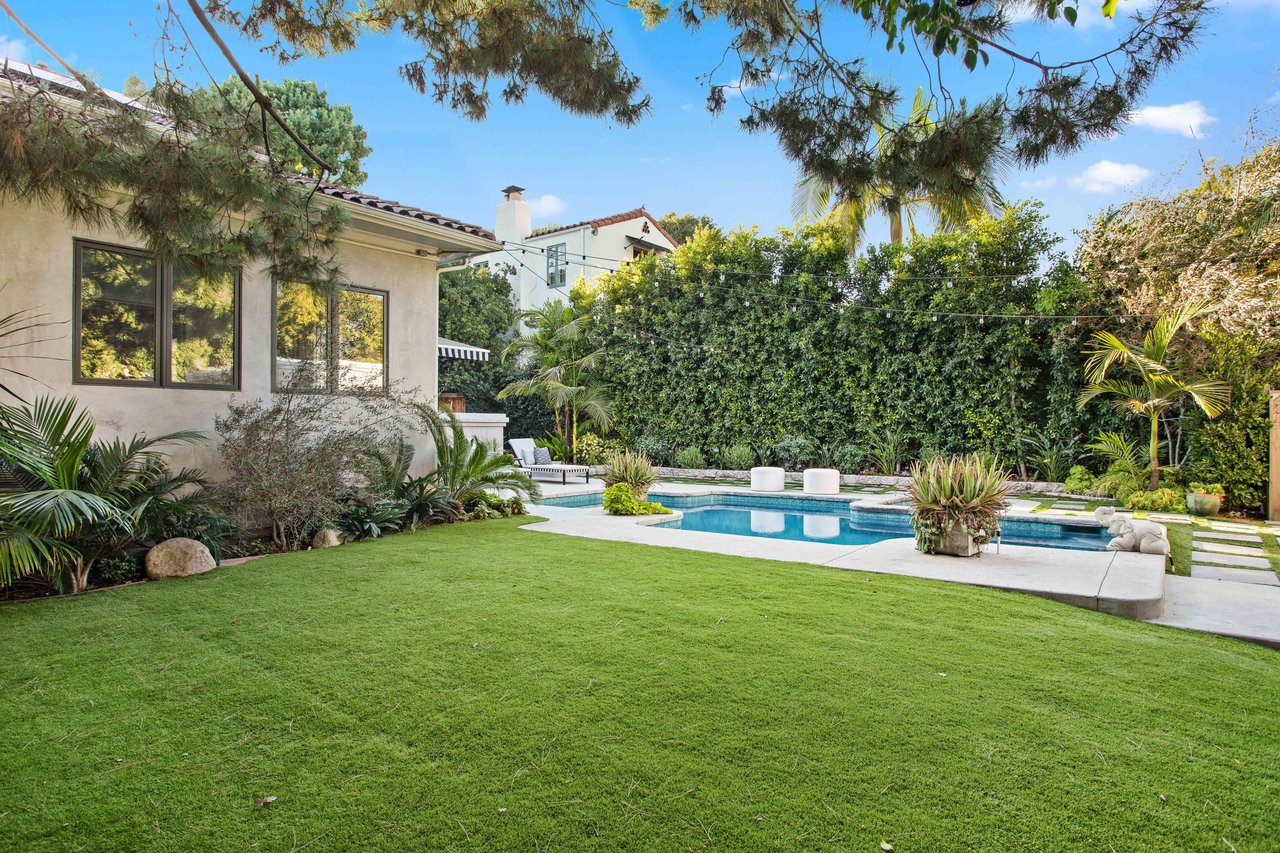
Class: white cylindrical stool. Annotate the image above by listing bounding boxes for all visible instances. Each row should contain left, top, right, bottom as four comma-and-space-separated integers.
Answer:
750, 466, 785, 492
803, 468, 841, 495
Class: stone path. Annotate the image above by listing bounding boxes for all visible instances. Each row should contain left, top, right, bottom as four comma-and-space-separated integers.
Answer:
1195, 540, 1267, 557
1191, 550, 1272, 569
1190, 565, 1280, 586
1195, 530, 1262, 544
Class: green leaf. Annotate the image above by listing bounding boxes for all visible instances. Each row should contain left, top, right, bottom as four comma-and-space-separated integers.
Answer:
964, 50, 977, 71
1064, 6, 1078, 25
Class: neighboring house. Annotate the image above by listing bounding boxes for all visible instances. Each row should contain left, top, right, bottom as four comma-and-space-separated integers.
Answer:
466, 185, 679, 313
0, 62, 505, 476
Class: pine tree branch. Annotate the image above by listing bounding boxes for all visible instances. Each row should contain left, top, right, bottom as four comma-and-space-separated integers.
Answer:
184, 0, 336, 177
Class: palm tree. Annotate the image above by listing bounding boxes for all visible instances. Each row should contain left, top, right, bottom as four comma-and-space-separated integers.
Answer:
414, 405, 538, 504
1077, 300, 1230, 491
791, 87, 1008, 246
0, 396, 204, 592
498, 299, 612, 462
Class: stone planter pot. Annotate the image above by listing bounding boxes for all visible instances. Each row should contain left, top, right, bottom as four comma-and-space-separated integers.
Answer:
1185, 492, 1221, 517
935, 523, 982, 557
631, 485, 651, 503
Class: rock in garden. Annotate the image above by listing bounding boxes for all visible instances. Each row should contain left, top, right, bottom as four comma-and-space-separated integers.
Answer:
145, 538, 215, 580
312, 529, 343, 549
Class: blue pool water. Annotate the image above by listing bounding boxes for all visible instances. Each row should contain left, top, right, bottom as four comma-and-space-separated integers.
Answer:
536, 491, 1112, 551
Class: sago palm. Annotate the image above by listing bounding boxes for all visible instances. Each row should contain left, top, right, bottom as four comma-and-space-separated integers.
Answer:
791, 87, 1008, 246
414, 405, 538, 504
1077, 300, 1229, 490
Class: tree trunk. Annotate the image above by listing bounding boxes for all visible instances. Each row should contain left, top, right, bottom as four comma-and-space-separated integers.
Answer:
570, 407, 578, 463
71, 560, 89, 594
1148, 412, 1161, 491
889, 209, 903, 244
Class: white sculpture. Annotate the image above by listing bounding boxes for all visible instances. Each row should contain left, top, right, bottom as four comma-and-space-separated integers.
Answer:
1093, 507, 1170, 556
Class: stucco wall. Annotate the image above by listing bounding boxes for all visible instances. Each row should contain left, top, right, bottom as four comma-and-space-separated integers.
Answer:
0, 199, 442, 478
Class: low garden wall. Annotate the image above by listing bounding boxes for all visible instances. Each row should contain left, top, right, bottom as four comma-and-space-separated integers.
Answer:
650, 467, 1067, 495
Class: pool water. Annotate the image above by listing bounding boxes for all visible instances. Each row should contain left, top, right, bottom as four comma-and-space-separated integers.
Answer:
536, 492, 1112, 551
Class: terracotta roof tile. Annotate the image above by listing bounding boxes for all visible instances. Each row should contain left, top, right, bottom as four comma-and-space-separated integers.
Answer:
301, 180, 495, 241
528, 207, 678, 247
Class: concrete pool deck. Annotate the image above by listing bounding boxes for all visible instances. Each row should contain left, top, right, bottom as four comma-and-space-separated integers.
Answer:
525, 482, 1165, 621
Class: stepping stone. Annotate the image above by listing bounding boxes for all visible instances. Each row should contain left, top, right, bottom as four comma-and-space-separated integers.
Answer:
1191, 565, 1280, 586
1191, 550, 1273, 569
1193, 540, 1266, 557
1194, 530, 1262, 544
1052, 503, 1086, 509
1209, 522, 1258, 533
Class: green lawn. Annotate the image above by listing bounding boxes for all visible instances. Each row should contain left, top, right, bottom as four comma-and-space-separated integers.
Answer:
2, 519, 1278, 851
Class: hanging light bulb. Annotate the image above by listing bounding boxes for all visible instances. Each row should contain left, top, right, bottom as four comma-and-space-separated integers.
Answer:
931, 314, 938, 322
1120, 317, 1127, 324
979, 316, 985, 325
1025, 317, 1032, 326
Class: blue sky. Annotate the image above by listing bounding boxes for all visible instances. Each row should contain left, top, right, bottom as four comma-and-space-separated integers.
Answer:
3, 2, 1278, 251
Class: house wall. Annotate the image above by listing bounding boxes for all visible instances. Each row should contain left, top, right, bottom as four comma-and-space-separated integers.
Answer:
0, 198, 445, 478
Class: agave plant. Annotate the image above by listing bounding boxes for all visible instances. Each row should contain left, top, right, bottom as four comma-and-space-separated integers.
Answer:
414, 405, 538, 506
0, 396, 205, 592
602, 450, 658, 501
908, 453, 1013, 556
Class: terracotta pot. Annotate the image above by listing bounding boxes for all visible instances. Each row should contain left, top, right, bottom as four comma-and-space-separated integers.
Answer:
1185, 492, 1221, 517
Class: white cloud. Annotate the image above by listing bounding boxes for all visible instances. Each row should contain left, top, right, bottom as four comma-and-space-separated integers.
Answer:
526, 193, 566, 220
1128, 101, 1215, 138
0, 36, 28, 63
1268, 91, 1280, 104
1068, 160, 1152, 193
1020, 176, 1057, 190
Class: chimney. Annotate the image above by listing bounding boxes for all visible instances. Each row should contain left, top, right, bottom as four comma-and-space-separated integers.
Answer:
495, 184, 532, 244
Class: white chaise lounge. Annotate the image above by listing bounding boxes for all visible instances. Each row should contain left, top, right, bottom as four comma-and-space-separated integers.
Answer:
508, 438, 592, 485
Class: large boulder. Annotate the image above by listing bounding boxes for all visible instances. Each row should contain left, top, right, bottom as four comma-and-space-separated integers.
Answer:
145, 538, 216, 580
312, 528, 343, 549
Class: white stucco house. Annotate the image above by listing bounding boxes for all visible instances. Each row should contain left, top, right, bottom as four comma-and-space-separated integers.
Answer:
0, 61, 506, 476
465, 186, 679, 313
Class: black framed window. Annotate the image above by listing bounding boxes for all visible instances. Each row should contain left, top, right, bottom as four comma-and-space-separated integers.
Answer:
273, 282, 388, 394
546, 243, 568, 287
73, 240, 239, 389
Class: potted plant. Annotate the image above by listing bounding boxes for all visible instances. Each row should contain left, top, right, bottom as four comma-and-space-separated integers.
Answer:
602, 450, 659, 502
909, 454, 1013, 557
1185, 482, 1224, 517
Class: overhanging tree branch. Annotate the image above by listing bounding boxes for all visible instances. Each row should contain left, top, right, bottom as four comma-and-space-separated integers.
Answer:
184, 0, 337, 176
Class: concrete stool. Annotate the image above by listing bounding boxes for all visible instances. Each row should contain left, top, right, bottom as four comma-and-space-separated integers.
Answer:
803, 468, 841, 495
750, 466, 785, 492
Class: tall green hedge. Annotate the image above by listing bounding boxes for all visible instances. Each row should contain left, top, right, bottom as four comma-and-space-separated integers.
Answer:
584, 205, 1121, 473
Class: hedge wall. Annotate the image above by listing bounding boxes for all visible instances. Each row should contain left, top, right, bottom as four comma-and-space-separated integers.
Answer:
585, 205, 1121, 472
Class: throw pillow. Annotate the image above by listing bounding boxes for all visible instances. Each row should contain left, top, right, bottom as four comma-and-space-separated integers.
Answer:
533, 447, 553, 465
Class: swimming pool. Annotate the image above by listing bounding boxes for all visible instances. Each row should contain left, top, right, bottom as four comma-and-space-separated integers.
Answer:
535, 491, 1112, 551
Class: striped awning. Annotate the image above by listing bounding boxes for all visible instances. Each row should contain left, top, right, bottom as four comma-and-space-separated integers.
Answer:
438, 337, 490, 362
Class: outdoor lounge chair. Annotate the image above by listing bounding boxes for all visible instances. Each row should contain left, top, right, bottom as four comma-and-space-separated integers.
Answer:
508, 438, 591, 485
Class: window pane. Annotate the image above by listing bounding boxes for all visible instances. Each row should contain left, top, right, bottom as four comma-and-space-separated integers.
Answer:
275, 282, 329, 391
77, 246, 156, 382
337, 289, 385, 392
171, 265, 236, 387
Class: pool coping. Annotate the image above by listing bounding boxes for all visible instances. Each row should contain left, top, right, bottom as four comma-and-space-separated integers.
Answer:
525, 487, 1166, 621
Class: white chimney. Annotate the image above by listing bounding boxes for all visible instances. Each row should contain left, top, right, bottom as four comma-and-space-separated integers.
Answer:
495, 185, 532, 244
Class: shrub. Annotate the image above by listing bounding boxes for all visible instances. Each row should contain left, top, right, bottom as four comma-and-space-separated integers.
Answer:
771, 435, 815, 470
634, 434, 673, 466
602, 483, 673, 516
365, 441, 461, 528
602, 482, 638, 515
602, 450, 658, 499
1188, 482, 1225, 496
909, 454, 1013, 554
92, 553, 143, 586
1124, 488, 1185, 513
867, 429, 903, 476
832, 444, 862, 474
674, 446, 707, 469
1064, 465, 1095, 495
217, 384, 396, 550
535, 432, 568, 462
721, 443, 756, 471
337, 499, 407, 541
574, 433, 626, 466
1022, 430, 1074, 483
504, 497, 528, 516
